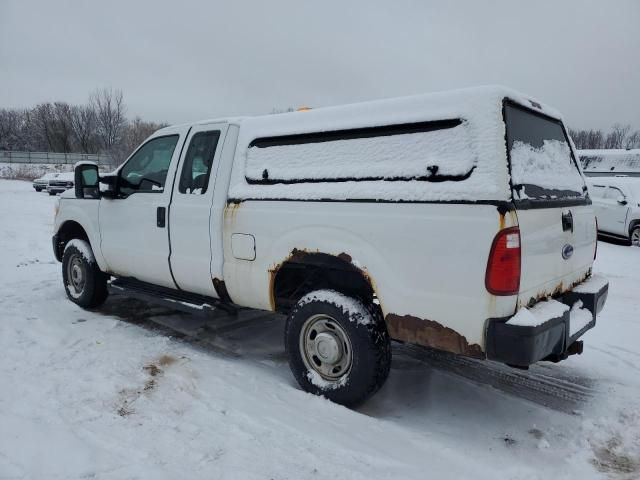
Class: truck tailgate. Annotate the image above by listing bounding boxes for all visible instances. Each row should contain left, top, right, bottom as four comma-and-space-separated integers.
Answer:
516, 204, 596, 307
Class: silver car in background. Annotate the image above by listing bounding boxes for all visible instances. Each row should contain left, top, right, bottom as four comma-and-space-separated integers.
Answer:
46, 172, 75, 195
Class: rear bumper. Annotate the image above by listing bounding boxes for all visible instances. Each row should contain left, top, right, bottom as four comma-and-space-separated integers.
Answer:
485, 275, 608, 366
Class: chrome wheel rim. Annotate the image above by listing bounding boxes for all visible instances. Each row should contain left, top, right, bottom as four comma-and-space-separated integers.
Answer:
299, 314, 353, 381
66, 254, 86, 297
632, 229, 640, 247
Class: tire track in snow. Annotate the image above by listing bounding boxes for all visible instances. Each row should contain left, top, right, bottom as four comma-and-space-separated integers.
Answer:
393, 344, 596, 413
101, 294, 596, 414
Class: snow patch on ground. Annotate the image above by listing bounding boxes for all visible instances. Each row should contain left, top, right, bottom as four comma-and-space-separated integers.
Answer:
0, 162, 73, 180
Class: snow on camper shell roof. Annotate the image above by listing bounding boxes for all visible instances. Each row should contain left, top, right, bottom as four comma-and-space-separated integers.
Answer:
206, 86, 564, 202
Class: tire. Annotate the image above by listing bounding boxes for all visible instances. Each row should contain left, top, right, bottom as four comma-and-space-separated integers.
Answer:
62, 239, 109, 309
285, 289, 391, 407
48, 191, 56, 196
35, 188, 42, 192
631, 226, 640, 247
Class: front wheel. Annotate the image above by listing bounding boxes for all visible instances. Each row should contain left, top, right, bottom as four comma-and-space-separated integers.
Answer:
631, 226, 640, 247
48, 191, 56, 196
285, 289, 391, 407
62, 239, 109, 308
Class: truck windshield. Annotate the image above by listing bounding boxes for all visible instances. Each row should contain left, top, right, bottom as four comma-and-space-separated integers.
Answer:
504, 102, 586, 202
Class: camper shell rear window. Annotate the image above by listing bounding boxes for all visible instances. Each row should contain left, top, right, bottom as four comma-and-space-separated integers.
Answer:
504, 101, 587, 203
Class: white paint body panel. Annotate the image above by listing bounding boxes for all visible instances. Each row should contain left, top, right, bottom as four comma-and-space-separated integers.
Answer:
53, 198, 107, 271
222, 201, 517, 348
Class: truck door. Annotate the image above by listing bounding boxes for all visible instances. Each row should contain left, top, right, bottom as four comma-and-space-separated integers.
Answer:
99, 126, 189, 288
168, 123, 228, 297
603, 186, 630, 235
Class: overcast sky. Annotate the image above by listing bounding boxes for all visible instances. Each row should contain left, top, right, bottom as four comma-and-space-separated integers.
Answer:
1, 0, 638, 130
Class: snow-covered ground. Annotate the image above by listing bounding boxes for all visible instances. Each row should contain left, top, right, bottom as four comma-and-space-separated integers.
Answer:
1, 179, 639, 479
0, 163, 73, 180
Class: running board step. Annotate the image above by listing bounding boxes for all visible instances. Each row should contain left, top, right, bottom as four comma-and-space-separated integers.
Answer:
108, 277, 237, 316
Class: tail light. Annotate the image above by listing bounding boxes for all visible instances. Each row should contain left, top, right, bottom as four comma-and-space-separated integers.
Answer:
486, 227, 521, 296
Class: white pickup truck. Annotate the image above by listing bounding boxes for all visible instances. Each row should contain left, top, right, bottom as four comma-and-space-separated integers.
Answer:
53, 86, 608, 406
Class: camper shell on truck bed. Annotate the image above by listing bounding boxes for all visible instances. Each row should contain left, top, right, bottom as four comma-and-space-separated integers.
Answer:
54, 85, 607, 406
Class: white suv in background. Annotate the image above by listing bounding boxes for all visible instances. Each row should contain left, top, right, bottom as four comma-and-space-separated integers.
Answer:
587, 177, 640, 246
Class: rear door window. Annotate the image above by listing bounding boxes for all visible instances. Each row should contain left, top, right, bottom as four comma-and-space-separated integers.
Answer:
178, 130, 220, 194
504, 102, 586, 203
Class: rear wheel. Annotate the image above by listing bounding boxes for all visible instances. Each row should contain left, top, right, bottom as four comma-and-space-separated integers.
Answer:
631, 226, 640, 247
62, 240, 108, 308
285, 289, 391, 407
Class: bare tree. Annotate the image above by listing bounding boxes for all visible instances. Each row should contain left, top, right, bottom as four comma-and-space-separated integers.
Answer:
70, 105, 99, 153
32, 103, 58, 151
111, 116, 168, 164
624, 130, 640, 149
0, 109, 22, 150
51, 102, 74, 152
90, 88, 126, 153
586, 129, 604, 149
604, 124, 631, 149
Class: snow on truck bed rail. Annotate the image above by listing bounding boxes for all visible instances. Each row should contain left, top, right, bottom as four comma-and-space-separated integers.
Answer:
228, 85, 564, 202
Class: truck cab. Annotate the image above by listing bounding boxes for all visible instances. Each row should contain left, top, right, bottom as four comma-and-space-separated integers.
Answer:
53, 86, 608, 406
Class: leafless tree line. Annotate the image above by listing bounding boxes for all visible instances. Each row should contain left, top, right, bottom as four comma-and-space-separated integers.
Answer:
570, 124, 640, 150
0, 88, 168, 165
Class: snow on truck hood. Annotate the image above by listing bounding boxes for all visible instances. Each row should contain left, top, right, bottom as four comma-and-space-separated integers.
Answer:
223, 85, 566, 203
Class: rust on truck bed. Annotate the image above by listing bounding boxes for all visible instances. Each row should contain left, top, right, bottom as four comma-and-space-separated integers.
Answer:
519, 269, 591, 309
385, 313, 484, 358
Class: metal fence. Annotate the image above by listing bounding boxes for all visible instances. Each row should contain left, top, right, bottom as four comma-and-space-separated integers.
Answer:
0, 150, 112, 166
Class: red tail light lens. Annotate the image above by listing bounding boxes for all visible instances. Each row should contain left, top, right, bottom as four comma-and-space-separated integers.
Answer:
486, 227, 521, 296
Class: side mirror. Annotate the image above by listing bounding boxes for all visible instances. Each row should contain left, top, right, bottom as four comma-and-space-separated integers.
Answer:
617, 196, 627, 206
74, 162, 100, 199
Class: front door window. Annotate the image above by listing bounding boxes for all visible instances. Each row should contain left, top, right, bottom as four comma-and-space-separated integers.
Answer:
119, 135, 179, 196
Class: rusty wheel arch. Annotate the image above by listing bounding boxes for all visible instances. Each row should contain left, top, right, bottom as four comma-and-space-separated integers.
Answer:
269, 249, 376, 314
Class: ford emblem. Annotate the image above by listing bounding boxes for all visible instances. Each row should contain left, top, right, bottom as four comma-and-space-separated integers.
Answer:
562, 244, 574, 260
